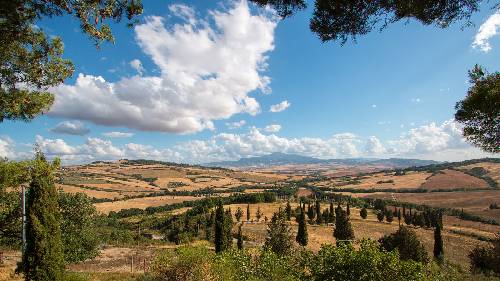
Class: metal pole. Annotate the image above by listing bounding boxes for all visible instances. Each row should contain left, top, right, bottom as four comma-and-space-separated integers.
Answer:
21, 185, 26, 253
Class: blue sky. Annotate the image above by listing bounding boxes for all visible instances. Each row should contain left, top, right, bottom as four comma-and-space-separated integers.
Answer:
1, 0, 499, 164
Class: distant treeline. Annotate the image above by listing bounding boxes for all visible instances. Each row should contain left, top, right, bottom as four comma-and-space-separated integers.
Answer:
107, 192, 277, 219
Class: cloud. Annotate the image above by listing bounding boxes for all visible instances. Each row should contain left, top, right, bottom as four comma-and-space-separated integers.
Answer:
129, 59, 145, 75
472, 10, 500, 52
102, 131, 134, 138
0, 137, 16, 159
50, 121, 90, 135
264, 124, 281, 133
36, 135, 80, 155
411, 98, 420, 103
269, 100, 290, 112
9, 120, 492, 164
371, 104, 377, 108
48, 1, 276, 134
388, 120, 469, 155
364, 136, 386, 155
226, 120, 246, 129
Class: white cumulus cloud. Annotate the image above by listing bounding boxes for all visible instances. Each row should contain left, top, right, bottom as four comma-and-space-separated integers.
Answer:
269, 100, 290, 112
0, 137, 16, 159
8, 120, 492, 164
102, 131, 134, 138
50, 121, 90, 135
264, 124, 281, 133
473, 10, 500, 52
48, 1, 276, 134
226, 120, 246, 129
129, 59, 145, 75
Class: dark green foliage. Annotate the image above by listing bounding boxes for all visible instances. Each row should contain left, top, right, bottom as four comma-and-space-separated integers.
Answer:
285, 201, 292, 221
307, 203, 315, 221
58, 192, 99, 263
20, 153, 64, 281
247, 204, 251, 221
385, 208, 394, 223
404, 208, 413, 225
490, 203, 499, 209
379, 226, 428, 263
360, 207, 367, 219
377, 211, 384, 222
315, 200, 323, 224
251, 0, 486, 45
333, 206, 354, 245
224, 208, 233, 249
469, 235, 500, 275
214, 202, 227, 253
237, 225, 243, 250
235, 207, 243, 222
434, 224, 444, 262
455, 65, 500, 153
264, 209, 293, 256
346, 203, 350, 216
296, 209, 308, 247
322, 208, 330, 224
206, 211, 215, 241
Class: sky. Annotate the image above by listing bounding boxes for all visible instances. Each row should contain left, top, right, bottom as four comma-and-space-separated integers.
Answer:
1, 0, 499, 164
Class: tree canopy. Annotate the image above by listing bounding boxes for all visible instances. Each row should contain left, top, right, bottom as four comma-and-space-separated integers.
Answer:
250, 0, 493, 44
0, 0, 143, 122
455, 65, 499, 153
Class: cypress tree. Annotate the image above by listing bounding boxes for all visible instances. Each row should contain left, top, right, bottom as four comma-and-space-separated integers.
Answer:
322, 209, 329, 224
205, 211, 215, 241
237, 225, 243, 250
433, 223, 444, 263
285, 201, 292, 221
264, 209, 293, 256
385, 208, 394, 223
315, 200, 323, 224
377, 211, 385, 222
256, 206, 262, 221
346, 203, 350, 217
296, 209, 308, 246
20, 153, 64, 281
224, 208, 233, 248
329, 201, 334, 216
397, 209, 402, 226
307, 203, 314, 221
333, 206, 354, 245
360, 207, 368, 219
235, 207, 243, 222
214, 202, 226, 253
246, 204, 250, 221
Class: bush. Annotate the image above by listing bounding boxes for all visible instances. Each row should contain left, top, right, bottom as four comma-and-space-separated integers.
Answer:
379, 226, 428, 263
469, 235, 500, 275
312, 240, 426, 281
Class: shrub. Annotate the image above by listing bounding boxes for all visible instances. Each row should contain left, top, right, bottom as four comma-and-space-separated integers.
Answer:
379, 226, 428, 263
469, 235, 500, 275
360, 207, 368, 219
312, 240, 426, 281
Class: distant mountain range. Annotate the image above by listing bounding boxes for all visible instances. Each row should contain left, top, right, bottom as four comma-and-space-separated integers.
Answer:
205, 152, 439, 169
